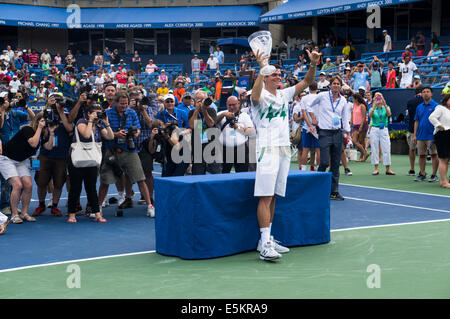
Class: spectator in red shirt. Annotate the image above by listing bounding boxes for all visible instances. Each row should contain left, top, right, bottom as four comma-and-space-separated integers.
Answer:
28, 49, 40, 66
385, 61, 397, 89
115, 69, 128, 87
401, 47, 413, 62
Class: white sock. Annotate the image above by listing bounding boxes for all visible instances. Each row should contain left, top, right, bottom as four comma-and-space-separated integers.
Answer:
269, 223, 272, 234
260, 227, 270, 244
301, 165, 307, 170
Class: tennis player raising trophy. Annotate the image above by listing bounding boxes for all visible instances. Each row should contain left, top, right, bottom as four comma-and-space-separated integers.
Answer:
248, 30, 321, 261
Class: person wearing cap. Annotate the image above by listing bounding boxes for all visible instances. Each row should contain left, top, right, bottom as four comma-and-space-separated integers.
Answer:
350, 62, 371, 92
157, 69, 168, 85
191, 54, 201, 75
408, 75, 422, 89
321, 58, 335, 71
157, 94, 187, 128
427, 44, 442, 62
398, 55, 420, 88
206, 53, 220, 72
250, 48, 320, 261
317, 72, 330, 90
157, 93, 190, 177
177, 92, 194, 115
369, 56, 384, 90
383, 30, 392, 53
9, 75, 21, 92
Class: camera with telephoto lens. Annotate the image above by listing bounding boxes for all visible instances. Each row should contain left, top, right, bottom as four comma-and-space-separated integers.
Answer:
52, 95, 74, 110
155, 122, 177, 142
43, 109, 60, 127
125, 126, 138, 150
203, 97, 213, 107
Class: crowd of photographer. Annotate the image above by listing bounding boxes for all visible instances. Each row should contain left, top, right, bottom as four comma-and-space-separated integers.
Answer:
0, 44, 449, 235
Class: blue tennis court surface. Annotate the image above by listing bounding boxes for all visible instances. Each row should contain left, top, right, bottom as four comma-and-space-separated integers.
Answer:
0, 176, 449, 271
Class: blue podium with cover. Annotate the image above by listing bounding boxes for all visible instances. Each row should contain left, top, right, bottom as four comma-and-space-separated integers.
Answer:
154, 170, 331, 259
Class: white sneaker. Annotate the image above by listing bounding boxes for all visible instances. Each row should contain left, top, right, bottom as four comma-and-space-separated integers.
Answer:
118, 193, 126, 206
102, 198, 109, 208
259, 241, 282, 261
46, 196, 53, 208
257, 236, 290, 254
147, 204, 155, 218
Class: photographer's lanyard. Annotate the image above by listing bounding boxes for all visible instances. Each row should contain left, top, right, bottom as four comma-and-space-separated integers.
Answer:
329, 91, 341, 128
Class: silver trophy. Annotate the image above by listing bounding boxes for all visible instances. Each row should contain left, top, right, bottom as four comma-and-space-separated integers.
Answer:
248, 31, 275, 75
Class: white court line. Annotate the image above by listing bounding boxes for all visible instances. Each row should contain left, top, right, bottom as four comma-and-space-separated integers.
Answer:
2, 218, 450, 274
346, 196, 450, 214
0, 250, 156, 273
341, 183, 450, 198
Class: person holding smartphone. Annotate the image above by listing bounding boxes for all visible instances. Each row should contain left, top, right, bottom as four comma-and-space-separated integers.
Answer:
369, 93, 395, 176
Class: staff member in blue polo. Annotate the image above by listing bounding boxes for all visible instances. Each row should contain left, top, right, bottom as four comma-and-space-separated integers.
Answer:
413, 86, 439, 182
309, 76, 351, 200
97, 91, 154, 217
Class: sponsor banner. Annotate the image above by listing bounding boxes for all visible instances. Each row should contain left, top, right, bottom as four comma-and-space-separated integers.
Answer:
260, 0, 422, 23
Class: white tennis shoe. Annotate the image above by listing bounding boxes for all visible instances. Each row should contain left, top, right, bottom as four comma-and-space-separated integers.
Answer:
259, 241, 282, 261
257, 236, 290, 254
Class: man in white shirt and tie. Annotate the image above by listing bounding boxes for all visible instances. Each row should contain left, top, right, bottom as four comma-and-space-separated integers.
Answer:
309, 76, 351, 200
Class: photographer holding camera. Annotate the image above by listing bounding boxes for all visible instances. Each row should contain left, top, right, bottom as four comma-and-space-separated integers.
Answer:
67, 104, 114, 223
216, 95, 254, 173
188, 90, 219, 175
0, 91, 35, 216
0, 113, 56, 224
129, 90, 156, 211
33, 94, 74, 217
156, 94, 190, 177
97, 91, 154, 217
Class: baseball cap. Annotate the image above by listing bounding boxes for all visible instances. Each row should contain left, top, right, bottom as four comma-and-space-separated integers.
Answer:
182, 92, 193, 99
163, 94, 175, 101
319, 72, 326, 76
326, 58, 331, 61
358, 86, 366, 91
383, 30, 387, 33
414, 75, 421, 79
40, 81, 46, 85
